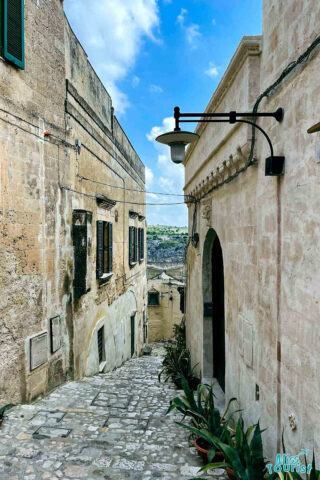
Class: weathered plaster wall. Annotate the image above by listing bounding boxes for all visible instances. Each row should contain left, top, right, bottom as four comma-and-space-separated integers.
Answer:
184, 0, 320, 459
0, 1, 147, 405
64, 21, 147, 380
0, 0, 68, 405
147, 274, 184, 342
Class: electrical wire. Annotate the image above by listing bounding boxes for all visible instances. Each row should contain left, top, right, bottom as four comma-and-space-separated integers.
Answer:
59, 185, 188, 205
77, 174, 192, 199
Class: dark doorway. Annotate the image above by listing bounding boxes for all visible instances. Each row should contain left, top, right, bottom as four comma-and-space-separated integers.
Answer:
131, 315, 135, 357
212, 236, 225, 391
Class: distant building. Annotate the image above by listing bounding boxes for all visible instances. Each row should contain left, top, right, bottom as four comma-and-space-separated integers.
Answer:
184, 1, 320, 458
0, 0, 147, 404
147, 271, 185, 342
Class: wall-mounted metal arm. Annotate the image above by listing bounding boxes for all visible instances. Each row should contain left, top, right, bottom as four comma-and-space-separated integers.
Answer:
159, 106, 285, 176
174, 106, 284, 130
176, 106, 283, 159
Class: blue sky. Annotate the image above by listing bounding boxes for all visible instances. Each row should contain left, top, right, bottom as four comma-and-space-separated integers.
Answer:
64, 0, 263, 226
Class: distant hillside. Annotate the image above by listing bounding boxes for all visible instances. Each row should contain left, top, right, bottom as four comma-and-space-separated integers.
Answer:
147, 225, 188, 265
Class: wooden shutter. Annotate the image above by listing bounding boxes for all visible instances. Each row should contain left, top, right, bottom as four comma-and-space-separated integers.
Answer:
3, 0, 24, 69
96, 221, 104, 278
134, 227, 138, 262
141, 228, 144, 260
107, 222, 113, 273
72, 211, 88, 299
129, 226, 133, 265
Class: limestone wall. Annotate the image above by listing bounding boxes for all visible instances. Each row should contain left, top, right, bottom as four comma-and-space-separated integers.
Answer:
184, 0, 320, 458
0, 0, 147, 405
147, 275, 184, 342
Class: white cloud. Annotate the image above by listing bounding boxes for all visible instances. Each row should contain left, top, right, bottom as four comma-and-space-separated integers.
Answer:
132, 76, 140, 88
146, 192, 159, 199
145, 166, 154, 188
177, 8, 187, 26
176, 8, 201, 49
205, 61, 219, 78
185, 24, 201, 46
147, 117, 185, 196
149, 84, 163, 93
64, 0, 159, 115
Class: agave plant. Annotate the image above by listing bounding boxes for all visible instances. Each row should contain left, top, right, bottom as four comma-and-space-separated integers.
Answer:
198, 417, 267, 480
158, 345, 199, 389
168, 373, 238, 461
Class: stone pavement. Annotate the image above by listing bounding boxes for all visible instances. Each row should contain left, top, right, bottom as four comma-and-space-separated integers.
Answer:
0, 343, 227, 480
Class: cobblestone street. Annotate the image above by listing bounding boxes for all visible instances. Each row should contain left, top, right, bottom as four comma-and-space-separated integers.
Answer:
0, 343, 226, 480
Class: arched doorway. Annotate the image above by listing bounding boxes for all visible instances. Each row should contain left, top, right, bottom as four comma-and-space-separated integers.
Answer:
202, 229, 225, 391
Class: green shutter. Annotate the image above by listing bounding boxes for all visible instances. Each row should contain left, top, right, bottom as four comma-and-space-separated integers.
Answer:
72, 211, 88, 299
138, 228, 143, 261
4, 0, 25, 69
107, 222, 113, 273
134, 227, 138, 262
129, 226, 133, 265
141, 228, 144, 260
96, 221, 104, 278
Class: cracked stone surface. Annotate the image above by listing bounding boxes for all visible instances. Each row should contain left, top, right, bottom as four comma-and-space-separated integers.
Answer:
0, 343, 227, 480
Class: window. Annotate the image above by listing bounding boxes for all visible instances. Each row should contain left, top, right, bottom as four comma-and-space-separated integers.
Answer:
97, 326, 105, 364
129, 226, 138, 266
72, 210, 92, 299
138, 228, 144, 262
148, 291, 160, 306
96, 221, 113, 279
1, 0, 25, 69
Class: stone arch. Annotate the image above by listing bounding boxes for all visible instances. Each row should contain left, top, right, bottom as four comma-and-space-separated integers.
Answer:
202, 228, 225, 391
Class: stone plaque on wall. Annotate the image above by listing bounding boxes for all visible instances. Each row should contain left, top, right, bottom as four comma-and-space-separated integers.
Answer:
50, 316, 61, 354
30, 333, 48, 371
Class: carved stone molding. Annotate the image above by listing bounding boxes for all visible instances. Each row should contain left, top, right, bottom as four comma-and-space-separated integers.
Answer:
188, 142, 254, 199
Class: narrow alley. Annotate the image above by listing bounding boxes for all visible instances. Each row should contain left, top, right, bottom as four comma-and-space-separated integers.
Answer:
0, 344, 226, 480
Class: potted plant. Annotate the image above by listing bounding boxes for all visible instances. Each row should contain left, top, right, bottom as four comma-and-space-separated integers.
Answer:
168, 373, 237, 463
159, 344, 199, 390
199, 418, 267, 480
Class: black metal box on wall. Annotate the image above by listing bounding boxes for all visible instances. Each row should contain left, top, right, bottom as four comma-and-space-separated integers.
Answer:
72, 210, 92, 299
265, 156, 285, 176
204, 301, 213, 317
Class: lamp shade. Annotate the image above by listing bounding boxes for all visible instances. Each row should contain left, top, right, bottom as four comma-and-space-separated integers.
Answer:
155, 130, 199, 164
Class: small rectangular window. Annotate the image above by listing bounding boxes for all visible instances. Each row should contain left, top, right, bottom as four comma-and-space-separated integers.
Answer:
97, 221, 113, 278
129, 226, 138, 266
3, 0, 25, 69
97, 326, 104, 364
148, 291, 160, 306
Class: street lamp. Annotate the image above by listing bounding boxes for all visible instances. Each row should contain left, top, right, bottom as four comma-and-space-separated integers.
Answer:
156, 106, 285, 176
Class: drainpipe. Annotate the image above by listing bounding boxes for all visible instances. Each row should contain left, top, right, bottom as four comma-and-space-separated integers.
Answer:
276, 176, 282, 452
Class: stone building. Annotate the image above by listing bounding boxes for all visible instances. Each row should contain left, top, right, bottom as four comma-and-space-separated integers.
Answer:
183, 0, 320, 458
147, 271, 184, 342
0, 0, 147, 405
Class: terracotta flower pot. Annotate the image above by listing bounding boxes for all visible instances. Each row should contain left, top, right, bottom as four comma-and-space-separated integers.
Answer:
194, 437, 224, 464
225, 466, 237, 480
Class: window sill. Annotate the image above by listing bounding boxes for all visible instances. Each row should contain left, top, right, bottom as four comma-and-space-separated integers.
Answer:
98, 272, 113, 285
129, 261, 137, 268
